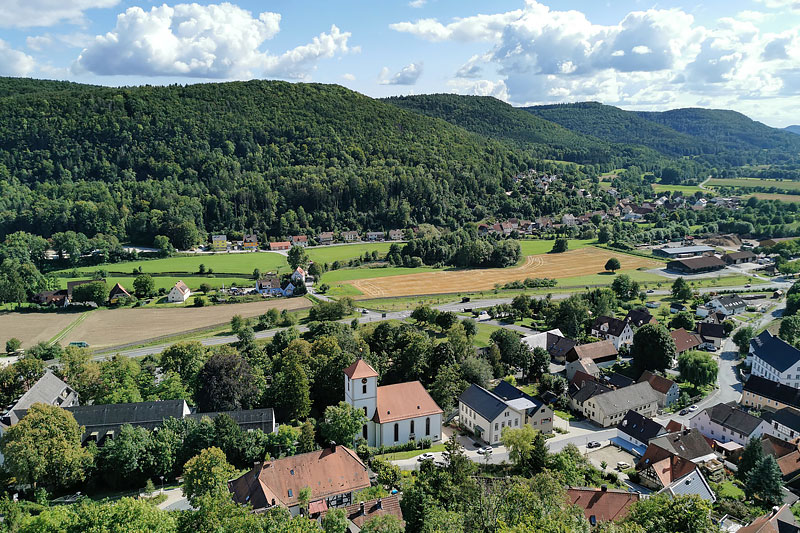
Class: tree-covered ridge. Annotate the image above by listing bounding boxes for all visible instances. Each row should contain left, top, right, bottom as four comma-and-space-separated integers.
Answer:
0, 77, 94, 98
0, 78, 540, 242
786, 125, 800, 135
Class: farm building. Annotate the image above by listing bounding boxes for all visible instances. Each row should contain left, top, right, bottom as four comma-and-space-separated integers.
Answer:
653, 245, 715, 259
667, 256, 726, 274
108, 283, 132, 305
723, 251, 756, 264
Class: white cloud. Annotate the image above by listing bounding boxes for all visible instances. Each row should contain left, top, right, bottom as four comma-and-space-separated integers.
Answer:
409, 0, 426, 7
448, 78, 509, 101
379, 63, 423, 85
389, 10, 524, 42
0, 0, 119, 29
0, 39, 36, 76
75, 3, 353, 79
342, 73, 356, 81
27, 33, 93, 51
754, 0, 800, 10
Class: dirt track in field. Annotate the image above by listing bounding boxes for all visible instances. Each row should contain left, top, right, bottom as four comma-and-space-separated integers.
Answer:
347, 247, 660, 298
55, 298, 310, 349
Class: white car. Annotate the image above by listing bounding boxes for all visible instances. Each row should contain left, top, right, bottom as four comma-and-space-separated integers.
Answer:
688, 405, 699, 412
477, 446, 493, 455
417, 453, 435, 462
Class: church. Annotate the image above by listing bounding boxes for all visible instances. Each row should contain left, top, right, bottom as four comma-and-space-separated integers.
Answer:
344, 359, 443, 447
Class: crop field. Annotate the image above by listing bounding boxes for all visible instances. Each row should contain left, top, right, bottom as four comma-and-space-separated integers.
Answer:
748, 192, 800, 203
0, 311, 84, 349
345, 247, 661, 298
59, 298, 311, 350
57, 252, 288, 276
707, 177, 800, 191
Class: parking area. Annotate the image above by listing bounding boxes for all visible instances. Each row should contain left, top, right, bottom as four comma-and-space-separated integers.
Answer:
586, 445, 638, 471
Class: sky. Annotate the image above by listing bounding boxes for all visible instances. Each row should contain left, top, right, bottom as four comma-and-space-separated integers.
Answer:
1, 0, 800, 127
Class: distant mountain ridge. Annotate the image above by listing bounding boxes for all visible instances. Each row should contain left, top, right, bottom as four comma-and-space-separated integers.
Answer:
786, 125, 800, 135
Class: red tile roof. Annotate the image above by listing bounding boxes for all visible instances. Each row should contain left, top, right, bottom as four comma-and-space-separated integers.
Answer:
321, 495, 404, 528
567, 487, 639, 523
669, 328, 701, 353
374, 381, 443, 423
637, 370, 677, 395
344, 359, 378, 379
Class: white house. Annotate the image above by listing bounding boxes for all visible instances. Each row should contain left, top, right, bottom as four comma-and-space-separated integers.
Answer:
690, 403, 769, 446
764, 407, 800, 443
573, 381, 661, 427
590, 316, 633, 349
637, 371, 680, 407
344, 360, 442, 448
617, 410, 668, 450
291, 267, 306, 285
708, 295, 746, 317
749, 330, 800, 388
167, 280, 191, 303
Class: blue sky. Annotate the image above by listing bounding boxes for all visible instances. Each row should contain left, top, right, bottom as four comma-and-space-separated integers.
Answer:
1, 0, 799, 126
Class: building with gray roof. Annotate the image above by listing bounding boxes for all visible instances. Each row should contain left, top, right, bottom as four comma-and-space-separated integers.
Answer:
690, 402, 769, 446
458, 383, 552, 444
1, 370, 78, 427
572, 381, 660, 427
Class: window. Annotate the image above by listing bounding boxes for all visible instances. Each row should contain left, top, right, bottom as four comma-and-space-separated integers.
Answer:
425, 417, 430, 435
410, 420, 415, 435
363, 424, 368, 440
394, 423, 399, 442
363, 406, 368, 416
362, 383, 367, 394
495, 423, 499, 431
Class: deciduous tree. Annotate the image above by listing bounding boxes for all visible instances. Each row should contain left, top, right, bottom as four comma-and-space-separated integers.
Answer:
320, 402, 367, 446
631, 324, 676, 373
182, 447, 236, 507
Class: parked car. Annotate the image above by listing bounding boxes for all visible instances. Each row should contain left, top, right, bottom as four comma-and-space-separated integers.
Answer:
616, 461, 630, 470
688, 405, 698, 412
679, 409, 689, 416
477, 446, 493, 455
417, 453, 435, 462
647, 289, 655, 293
587, 441, 601, 449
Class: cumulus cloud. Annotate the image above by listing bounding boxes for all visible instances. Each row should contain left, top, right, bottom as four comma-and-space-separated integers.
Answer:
389, 9, 523, 42
342, 73, 356, 81
409, 0, 426, 7
379, 63, 423, 85
27, 33, 93, 51
75, 3, 353, 79
1, 0, 119, 28
755, 0, 800, 10
448, 78, 509, 100
0, 40, 36, 76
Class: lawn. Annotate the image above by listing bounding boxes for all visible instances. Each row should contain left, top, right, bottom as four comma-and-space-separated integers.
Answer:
56, 275, 255, 293
517, 238, 595, 256
748, 192, 800, 203
554, 410, 576, 421
652, 183, 704, 194
554, 269, 664, 287
374, 443, 447, 461
716, 480, 745, 499
307, 243, 395, 264
707, 177, 800, 191
473, 323, 503, 348
55, 252, 288, 277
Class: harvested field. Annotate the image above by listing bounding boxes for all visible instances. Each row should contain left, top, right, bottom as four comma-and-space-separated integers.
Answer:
346, 247, 661, 298
59, 298, 311, 349
0, 311, 82, 349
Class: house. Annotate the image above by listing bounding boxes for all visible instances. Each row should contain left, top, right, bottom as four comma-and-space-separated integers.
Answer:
344, 360, 442, 447
667, 256, 726, 274
388, 229, 404, 241
228, 445, 370, 515
617, 409, 668, 449
342, 231, 360, 242
167, 280, 191, 303
572, 381, 660, 427
638, 453, 699, 491
742, 375, 800, 412
562, 214, 577, 226
738, 504, 800, 533
763, 407, 800, 443
0, 370, 79, 427
566, 357, 600, 381
658, 469, 716, 502
696, 322, 726, 350
243, 234, 258, 250
750, 435, 800, 483
319, 232, 335, 244
257, 274, 283, 296
700, 310, 728, 325
636, 429, 716, 490
318, 495, 404, 531
590, 316, 633, 349
568, 373, 612, 412
567, 486, 639, 526
565, 340, 618, 366
291, 267, 307, 285
290, 235, 308, 247
521, 328, 564, 351
653, 245, 716, 259
749, 331, 800, 388
270, 241, 291, 251
549, 337, 578, 363
366, 231, 384, 242
211, 234, 227, 251
108, 282, 132, 304
458, 382, 553, 444
670, 302, 687, 314
723, 251, 756, 265
625, 309, 656, 328
670, 328, 701, 355
690, 403, 769, 445
32, 289, 68, 307
708, 295, 746, 316
637, 371, 680, 407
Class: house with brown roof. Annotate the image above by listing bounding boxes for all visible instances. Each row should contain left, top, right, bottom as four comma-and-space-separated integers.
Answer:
739, 504, 800, 533
566, 357, 600, 381
667, 256, 726, 274
567, 486, 639, 526
108, 282, 132, 305
344, 360, 443, 447
625, 309, 656, 328
723, 250, 757, 265
290, 235, 308, 247
228, 444, 370, 516
636, 429, 717, 489
167, 280, 191, 303
318, 495, 404, 531
670, 328, 701, 356
565, 340, 618, 365
342, 231, 360, 242
637, 371, 680, 407
243, 234, 258, 250
388, 229, 404, 241
319, 232, 335, 244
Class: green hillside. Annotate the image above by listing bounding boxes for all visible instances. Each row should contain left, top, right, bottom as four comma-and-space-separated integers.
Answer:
0, 77, 94, 98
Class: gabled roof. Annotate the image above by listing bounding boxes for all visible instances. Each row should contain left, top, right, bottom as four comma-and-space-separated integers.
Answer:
257, 275, 281, 290
764, 407, 800, 433
2, 371, 76, 422
66, 399, 188, 440
625, 309, 655, 328
344, 359, 378, 379
725, 250, 756, 261
459, 384, 508, 422
659, 469, 716, 502
570, 357, 600, 376
745, 375, 800, 409
602, 372, 634, 389
323, 495, 404, 528
647, 455, 698, 487
592, 316, 630, 338
375, 381, 442, 423
643, 429, 715, 464
699, 402, 765, 437
715, 295, 746, 309
109, 282, 131, 298
751, 331, 800, 373
228, 446, 369, 510
618, 410, 667, 443
637, 371, 677, 395
697, 322, 725, 340
567, 487, 639, 524
668, 256, 726, 270
566, 340, 618, 363
492, 380, 545, 414
521, 329, 564, 351
570, 380, 613, 404
738, 504, 800, 533
172, 280, 190, 295
670, 328, 701, 353
589, 382, 661, 415
549, 336, 577, 358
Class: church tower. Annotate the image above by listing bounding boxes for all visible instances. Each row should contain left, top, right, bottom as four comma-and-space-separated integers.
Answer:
343, 359, 378, 446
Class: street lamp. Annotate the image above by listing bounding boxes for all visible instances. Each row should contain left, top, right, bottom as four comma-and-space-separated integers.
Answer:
160, 475, 164, 494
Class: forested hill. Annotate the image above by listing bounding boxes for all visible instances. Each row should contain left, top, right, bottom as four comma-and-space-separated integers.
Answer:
526, 101, 800, 167
0, 78, 553, 243
0, 77, 94, 98
383, 94, 658, 166
784, 125, 800, 135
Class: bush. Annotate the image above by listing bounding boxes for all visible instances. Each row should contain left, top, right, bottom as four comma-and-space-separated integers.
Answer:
192, 296, 207, 307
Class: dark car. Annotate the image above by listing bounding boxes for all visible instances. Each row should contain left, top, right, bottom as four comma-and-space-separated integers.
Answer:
587, 441, 601, 449
679, 409, 689, 416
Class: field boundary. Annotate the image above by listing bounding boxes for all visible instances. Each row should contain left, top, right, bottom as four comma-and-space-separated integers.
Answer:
48, 312, 89, 345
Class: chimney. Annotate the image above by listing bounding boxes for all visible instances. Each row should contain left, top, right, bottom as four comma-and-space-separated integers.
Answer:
601, 485, 607, 492
331, 441, 337, 452
377, 498, 383, 510
360, 502, 365, 515
772, 506, 781, 517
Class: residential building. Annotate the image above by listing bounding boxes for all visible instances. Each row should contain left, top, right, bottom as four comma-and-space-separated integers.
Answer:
708, 295, 746, 316
573, 381, 660, 427
243, 234, 258, 250
638, 454, 699, 491
344, 360, 442, 447
366, 231, 384, 241
32, 289, 68, 307
565, 340, 618, 366
696, 322, 726, 350
0, 370, 79, 427
228, 445, 370, 515
317, 495, 404, 531
749, 331, 800, 388
256, 274, 283, 296
590, 316, 633, 349
319, 231, 335, 244
458, 382, 553, 444
667, 256, 726, 274
637, 429, 716, 490
567, 486, 639, 526
637, 371, 680, 407
290, 235, 308, 247
562, 214, 577, 226
291, 267, 307, 285
739, 504, 800, 533
742, 375, 800, 411
492, 380, 554, 434
521, 328, 564, 351
211, 234, 227, 251
670, 302, 687, 314
549, 337, 578, 363
617, 410, 668, 449
108, 282, 132, 305
723, 251, 756, 265
763, 407, 800, 443
625, 309, 655, 328
167, 280, 191, 303
670, 328, 701, 355
566, 357, 600, 381
341, 231, 360, 242
751, 435, 800, 484
653, 245, 716, 259
658, 469, 716, 502
388, 229, 404, 241
270, 241, 291, 251
690, 403, 769, 445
